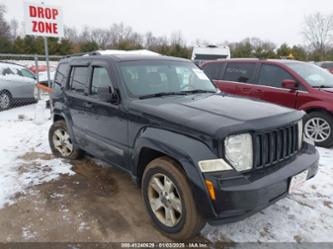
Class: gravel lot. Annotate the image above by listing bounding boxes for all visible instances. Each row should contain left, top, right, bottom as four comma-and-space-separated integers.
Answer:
0, 103, 332, 243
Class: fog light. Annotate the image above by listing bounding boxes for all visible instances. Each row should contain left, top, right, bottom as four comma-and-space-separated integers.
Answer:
198, 159, 232, 173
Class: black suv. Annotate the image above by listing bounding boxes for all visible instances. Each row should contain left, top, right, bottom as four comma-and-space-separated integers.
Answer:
49, 52, 319, 240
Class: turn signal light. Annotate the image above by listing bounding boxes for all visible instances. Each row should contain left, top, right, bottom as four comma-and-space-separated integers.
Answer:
205, 179, 216, 201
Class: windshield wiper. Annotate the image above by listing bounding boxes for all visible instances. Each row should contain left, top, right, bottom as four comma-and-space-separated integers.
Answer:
180, 89, 217, 94
139, 92, 187, 99
139, 89, 217, 99
313, 85, 332, 89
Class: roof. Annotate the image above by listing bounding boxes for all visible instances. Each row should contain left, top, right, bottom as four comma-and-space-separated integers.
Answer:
61, 50, 190, 63
95, 49, 161, 56
203, 58, 304, 65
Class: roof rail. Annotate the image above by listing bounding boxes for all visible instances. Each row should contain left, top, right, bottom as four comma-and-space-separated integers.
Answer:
62, 51, 100, 59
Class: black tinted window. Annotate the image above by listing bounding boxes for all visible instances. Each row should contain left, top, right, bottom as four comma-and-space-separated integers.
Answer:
224, 63, 256, 83
70, 66, 89, 94
203, 63, 223, 80
91, 67, 113, 95
54, 63, 68, 89
258, 64, 294, 88
321, 63, 333, 69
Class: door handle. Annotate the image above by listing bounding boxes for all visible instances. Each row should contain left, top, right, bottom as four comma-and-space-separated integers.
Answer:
242, 87, 252, 93
253, 89, 264, 97
84, 102, 93, 108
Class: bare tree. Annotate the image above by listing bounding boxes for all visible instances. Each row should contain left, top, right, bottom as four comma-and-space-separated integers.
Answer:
9, 19, 18, 40
303, 12, 333, 60
64, 26, 80, 43
90, 28, 110, 49
0, 4, 10, 38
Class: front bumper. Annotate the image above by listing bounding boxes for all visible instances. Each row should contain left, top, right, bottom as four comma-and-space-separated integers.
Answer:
204, 142, 319, 225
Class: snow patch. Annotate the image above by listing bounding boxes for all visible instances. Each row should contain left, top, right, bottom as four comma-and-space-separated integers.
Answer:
0, 104, 74, 209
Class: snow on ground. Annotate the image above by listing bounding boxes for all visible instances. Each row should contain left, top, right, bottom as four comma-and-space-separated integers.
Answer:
0, 103, 74, 208
0, 103, 332, 242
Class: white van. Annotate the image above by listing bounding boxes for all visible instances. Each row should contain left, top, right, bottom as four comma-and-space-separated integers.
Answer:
191, 45, 231, 66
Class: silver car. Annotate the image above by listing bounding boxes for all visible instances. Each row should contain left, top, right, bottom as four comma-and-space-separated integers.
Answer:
0, 62, 37, 110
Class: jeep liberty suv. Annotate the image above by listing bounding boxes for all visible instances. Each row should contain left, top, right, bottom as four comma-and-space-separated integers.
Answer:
49, 52, 319, 240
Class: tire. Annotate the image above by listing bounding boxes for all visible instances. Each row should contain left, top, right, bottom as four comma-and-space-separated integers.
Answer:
142, 156, 206, 240
0, 91, 12, 110
49, 120, 82, 159
304, 111, 333, 148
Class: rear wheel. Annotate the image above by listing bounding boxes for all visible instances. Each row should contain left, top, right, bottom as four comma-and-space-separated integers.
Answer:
0, 91, 11, 110
304, 111, 333, 148
142, 157, 206, 240
49, 120, 82, 159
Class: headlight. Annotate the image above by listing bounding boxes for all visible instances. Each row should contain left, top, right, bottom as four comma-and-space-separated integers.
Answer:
225, 133, 253, 171
298, 120, 303, 149
198, 159, 233, 173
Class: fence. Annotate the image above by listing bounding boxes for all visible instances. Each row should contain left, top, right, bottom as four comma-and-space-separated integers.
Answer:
0, 53, 60, 112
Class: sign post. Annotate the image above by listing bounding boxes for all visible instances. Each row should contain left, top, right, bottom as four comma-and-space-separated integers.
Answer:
43, 37, 51, 87
24, 2, 64, 87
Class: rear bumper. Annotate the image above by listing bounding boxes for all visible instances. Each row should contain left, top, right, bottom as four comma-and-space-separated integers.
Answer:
205, 143, 319, 225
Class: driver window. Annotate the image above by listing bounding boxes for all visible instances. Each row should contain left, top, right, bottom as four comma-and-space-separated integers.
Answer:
91, 67, 113, 95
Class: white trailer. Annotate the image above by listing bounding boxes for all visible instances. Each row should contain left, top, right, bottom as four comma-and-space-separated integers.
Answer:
191, 45, 231, 66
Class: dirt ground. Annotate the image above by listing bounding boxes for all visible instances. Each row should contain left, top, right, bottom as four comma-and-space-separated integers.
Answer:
0, 153, 209, 243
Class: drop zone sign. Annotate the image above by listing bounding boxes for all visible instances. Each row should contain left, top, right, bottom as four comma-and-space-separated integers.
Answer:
24, 2, 64, 38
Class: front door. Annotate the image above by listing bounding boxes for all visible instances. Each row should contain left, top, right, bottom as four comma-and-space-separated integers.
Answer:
83, 64, 128, 169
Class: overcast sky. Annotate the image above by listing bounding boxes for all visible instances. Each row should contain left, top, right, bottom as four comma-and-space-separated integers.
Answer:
2, 0, 332, 46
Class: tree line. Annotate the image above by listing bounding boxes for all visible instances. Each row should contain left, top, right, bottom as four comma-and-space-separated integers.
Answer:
0, 3, 332, 61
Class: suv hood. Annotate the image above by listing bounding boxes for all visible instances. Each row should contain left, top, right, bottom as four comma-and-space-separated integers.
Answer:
130, 94, 303, 138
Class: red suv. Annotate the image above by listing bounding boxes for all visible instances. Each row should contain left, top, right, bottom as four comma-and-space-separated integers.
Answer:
202, 59, 333, 148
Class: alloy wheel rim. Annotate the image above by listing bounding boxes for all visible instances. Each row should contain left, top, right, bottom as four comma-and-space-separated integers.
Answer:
52, 128, 73, 157
305, 117, 331, 143
148, 173, 183, 227
0, 93, 10, 109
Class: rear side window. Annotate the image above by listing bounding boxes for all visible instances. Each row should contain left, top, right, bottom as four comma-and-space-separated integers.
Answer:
54, 63, 68, 90
91, 67, 113, 95
202, 63, 223, 80
258, 64, 294, 88
223, 63, 256, 83
69, 66, 89, 94
322, 63, 333, 69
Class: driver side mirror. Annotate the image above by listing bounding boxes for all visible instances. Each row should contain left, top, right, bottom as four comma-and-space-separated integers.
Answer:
282, 79, 298, 91
97, 87, 120, 105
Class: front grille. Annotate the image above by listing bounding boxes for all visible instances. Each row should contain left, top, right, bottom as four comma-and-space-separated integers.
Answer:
254, 123, 299, 170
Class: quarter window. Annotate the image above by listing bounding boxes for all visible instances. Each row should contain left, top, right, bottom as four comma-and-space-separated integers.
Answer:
54, 63, 68, 89
69, 66, 89, 94
223, 63, 256, 83
258, 64, 294, 88
91, 67, 113, 95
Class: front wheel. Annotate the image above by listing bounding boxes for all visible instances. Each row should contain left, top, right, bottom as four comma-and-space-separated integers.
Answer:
49, 120, 82, 159
142, 157, 206, 240
304, 111, 333, 148
0, 91, 12, 110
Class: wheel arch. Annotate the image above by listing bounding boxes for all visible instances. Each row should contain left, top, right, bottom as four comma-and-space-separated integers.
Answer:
0, 89, 12, 97
304, 107, 333, 118
132, 127, 218, 219
52, 112, 78, 145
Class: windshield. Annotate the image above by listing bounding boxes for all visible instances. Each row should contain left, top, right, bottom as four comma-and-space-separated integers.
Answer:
286, 62, 333, 88
119, 61, 217, 98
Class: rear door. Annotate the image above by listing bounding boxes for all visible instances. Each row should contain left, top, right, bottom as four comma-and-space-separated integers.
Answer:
254, 63, 298, 108
215, 62, 258, 97
65, 63, 92, 145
